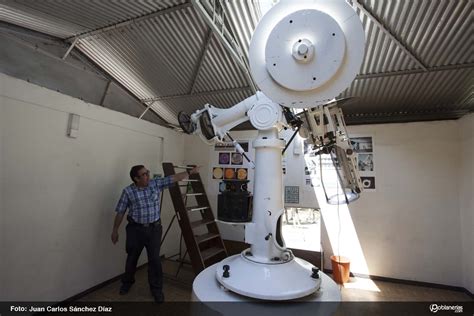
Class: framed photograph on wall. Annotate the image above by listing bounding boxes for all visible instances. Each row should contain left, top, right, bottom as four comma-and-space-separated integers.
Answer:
350, 137, 373, 153
224, 168, 236, 179
231, 152, 243, 165
361, 176, 375, 190
351, 135, 376, 191
219, 152, 230, 165
212, 167, 223, 179
358, 153, 374, 172
236, 168, 248, 180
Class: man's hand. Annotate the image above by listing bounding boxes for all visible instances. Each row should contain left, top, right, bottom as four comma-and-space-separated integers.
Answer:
189, 166, 200, 175
111, 231, 119, 244
172, 166, 201, 183
112, 213, 124, 244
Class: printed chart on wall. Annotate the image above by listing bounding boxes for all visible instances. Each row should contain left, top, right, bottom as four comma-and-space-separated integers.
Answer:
351, 136, 376, 191
212, 141, 250, 182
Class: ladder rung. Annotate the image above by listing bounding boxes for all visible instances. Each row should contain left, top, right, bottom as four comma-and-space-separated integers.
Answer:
201, 247, 226, 262
184, 193, 204, 196
195, 232, 220, 244
187, 206, 209, 212
174, 165, 193, 169
190, 219, 215, 229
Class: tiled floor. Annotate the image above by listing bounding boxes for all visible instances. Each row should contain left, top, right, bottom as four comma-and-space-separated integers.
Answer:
78, 259, 472, 303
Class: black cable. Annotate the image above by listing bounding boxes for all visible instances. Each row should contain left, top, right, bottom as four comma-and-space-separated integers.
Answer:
226, 132, 252, 164
282, 126, 300, 155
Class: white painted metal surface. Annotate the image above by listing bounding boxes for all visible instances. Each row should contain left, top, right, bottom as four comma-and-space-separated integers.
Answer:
215, 254, 321, 300
246, 128, 286, 262
193, 261, 340, 306
249, 0, 366, 107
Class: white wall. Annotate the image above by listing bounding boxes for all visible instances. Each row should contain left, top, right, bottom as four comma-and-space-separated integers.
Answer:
0, 74, 185, 301
0, 92, 5, 300
459, 114, 474, 293
185, 119, 467, 287
321, 120, 462, 287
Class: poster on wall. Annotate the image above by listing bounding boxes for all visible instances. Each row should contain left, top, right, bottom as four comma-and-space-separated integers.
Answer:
351, 136, 376, 191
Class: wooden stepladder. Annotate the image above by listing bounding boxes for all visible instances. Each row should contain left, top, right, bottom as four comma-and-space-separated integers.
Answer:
162, 162, 227, 274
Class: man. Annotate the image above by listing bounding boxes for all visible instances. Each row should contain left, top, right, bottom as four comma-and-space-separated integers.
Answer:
111, 165, 199, 303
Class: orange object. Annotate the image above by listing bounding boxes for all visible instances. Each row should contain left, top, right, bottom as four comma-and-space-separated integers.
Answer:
224, 168, 235, 179
331, 255, 350, 284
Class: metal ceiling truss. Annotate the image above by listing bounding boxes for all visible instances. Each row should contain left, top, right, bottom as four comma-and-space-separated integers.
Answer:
2, 1, 471, 127
346, 109, 470, 124
356, 62, 474, 80
0, 23, 104, 78
192, 0, 257, 93
143, 86, 252, 102
138, 62, 474, 103
65, 2, 192, 42
352, 0, 428, 71
0, 22, 169, 125
62, 1, 194, 124
189, 28, 213, 94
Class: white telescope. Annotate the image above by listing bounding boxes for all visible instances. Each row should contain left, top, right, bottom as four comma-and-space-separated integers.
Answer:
180, 0, 366, 301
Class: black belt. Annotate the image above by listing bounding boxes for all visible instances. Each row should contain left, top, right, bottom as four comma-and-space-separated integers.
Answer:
127, 216, 161, 227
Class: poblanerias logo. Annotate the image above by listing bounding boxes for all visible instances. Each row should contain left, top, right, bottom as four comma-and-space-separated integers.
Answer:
429, 304, 463, 313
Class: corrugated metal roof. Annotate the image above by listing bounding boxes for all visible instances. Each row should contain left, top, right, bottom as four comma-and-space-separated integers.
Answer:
0, 0, 472, 126
0, 2, 81, 38
0, 0, 187, 38
358, 11, 419, 74
76, 5, 208, 107
359, 0, 473, 67
192, 35, 249, 93
341, 68, 474, 113
223, 0, 261, 58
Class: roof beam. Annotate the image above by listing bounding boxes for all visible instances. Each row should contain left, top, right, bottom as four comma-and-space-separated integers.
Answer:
192, 0, 257, 93
356, 62, 474, 80
189, 28, 213, 94
143, 86, 252, 102
62, 37, 77, 59
345, 109, 470, 125
352, 0, 428, 71
66, 2, 192, 41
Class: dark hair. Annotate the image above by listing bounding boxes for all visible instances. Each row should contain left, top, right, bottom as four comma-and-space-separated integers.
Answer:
130, 165, 145, 183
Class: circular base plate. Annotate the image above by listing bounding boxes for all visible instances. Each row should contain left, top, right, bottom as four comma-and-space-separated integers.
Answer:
214, 254, 321, 300
192, 260, 342, 315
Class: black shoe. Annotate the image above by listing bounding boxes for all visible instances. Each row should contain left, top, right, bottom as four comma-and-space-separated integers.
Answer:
153, 292, 165, 304
119, 285, 131, 295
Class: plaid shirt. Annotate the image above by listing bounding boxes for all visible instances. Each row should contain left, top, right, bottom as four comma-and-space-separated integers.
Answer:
115, 176, 174, 224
